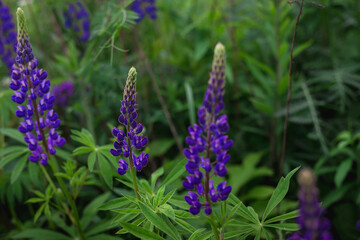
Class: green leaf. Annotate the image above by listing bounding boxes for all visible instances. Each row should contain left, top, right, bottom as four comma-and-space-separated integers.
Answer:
0, 128, 27, 145
0, 150, 27, 168
188, 228, 206, 240
98, 197, 130, 211
174, 217, 196, 233
262, 167, 300, 221
151, 167, 164, 190
160, 159, 186, 188
194, 231, 214, 240
184, 82, 196, 125
153, 186, 165, 207
73, 146, 93, 156
138, 201, 181, 240
81, 192, 111, 229
264, 210, 299, 224
71, 129, 95, 148
264, 223, 299, 231
148, 139, 175, 158
34, 203, 46, 223
88, 151, 97, 172
11, 155, 28, 183
26, 198, 44, 204
98, 152, 113, 189
44, 204, 51, 218
334, 158, 352, 188
224, 229, 253, 239
158, 204, 175, 220
160, 189, 176, 206
12, 229, 71, 240
118, 221, 165, 240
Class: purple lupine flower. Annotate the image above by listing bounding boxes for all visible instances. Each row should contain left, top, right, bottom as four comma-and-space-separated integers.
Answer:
52, 81, 74, 107
0, 0, 16, 72
130, 0, 157, 23
357, 220, 360, 240
10, 8, 65, 165
288, 168, 333, 240
110, 67, 149, 175
183, 43, 233, 215
63, 1, 90, 42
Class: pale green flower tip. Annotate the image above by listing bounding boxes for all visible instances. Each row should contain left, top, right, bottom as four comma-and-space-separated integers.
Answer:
129, 66, 137, 77
215, 42, 225, 57
127, 66, 137, 86
16, 7, 27, 37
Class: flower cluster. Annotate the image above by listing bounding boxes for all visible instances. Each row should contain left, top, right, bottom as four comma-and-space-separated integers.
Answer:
63, 1, 90, 42
288, 168, 333, 240
52, 81, 75, 107
9, 8, 65, 165
183, 43, 233, 215
130, 0, 157, 23
0, 0, 16, 72
110, 67, 149, 175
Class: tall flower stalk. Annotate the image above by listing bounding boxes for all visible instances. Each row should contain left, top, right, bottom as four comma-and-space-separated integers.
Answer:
110, 66, 149, 199
63, 1, 90, 42
0, 0, 16, 72
288, 168, 333, 240
183, 43, 233, 238
10, 8, 86, 240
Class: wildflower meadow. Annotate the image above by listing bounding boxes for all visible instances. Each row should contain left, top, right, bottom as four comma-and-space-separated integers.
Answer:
0, 0, 359, 240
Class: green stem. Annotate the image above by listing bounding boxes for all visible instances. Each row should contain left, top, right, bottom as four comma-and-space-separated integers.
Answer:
130, 166, 141, 200
209, 213, 220, 240
48, 157, 87, 240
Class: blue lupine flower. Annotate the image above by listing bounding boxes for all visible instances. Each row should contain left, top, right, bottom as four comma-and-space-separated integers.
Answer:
110, 67, 149, 175
288, 168, 333, 240
130, 0, 157, 23
0, 0, 16, 72
183, 43, 233, 215
10, 8, 65, 165
52, 81, 75, 107
63, 1, 90, 42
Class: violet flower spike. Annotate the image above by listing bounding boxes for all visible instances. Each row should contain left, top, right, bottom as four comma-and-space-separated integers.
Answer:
52, 81, 75, 107
130, 0, 157, 23
183, 43, 233, 215
110, 67, 149, 176
0, 0, 16, 72
63, 1, 90, 42
10, 8, 65, 165
288, 168, 333, 240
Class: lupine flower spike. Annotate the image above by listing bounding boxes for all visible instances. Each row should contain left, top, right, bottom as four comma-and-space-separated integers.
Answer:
0, 0, 16, 71
63, 1, 90, 42
183, 43, 233, 215
130, 0, 157, 23
110, 67, 149, 177
288, 168, 333, 240
10, 8, 65, 165
52, 81, 75, 107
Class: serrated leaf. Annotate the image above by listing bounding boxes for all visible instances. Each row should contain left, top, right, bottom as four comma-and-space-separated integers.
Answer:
118, 221, 165, 240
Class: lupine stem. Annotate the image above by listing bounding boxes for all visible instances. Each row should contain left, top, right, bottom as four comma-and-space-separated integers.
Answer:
127, 122, 141, 200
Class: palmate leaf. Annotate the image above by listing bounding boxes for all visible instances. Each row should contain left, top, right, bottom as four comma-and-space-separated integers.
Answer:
262, 166, 300, 222
138, 201, 181, 240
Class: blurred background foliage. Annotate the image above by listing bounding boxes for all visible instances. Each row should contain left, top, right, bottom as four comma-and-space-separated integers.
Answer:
0, 0, 360, 239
